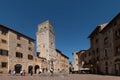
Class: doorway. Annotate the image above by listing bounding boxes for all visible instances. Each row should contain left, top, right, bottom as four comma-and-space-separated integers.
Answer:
28, 65, 33, 73
34, 65, 39, 74
14, 64, 22, 73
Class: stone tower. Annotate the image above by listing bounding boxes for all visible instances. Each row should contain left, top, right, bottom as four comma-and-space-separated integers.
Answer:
36, 20, 56, 64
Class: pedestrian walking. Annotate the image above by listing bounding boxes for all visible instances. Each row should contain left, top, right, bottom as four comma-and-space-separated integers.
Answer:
23, 70, 25, 76
30, 70, 33, 76
38, 68, 42, 74
20, 70, 23, 76
50, 68, 54, 76
8, 70, 11, 74
12, 70, 16, 76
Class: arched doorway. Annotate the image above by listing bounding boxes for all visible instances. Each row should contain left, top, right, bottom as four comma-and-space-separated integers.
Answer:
114, 58, 120, 75
14, 64, 22, 73
28, 65, 33, 74
34, 65, 39, 74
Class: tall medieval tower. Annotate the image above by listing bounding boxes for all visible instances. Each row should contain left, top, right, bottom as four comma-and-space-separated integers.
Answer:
36, 20, 56, 64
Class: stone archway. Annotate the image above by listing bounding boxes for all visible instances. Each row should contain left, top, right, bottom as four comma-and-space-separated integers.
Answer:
28, 65, 33, 74
34, 65, 39, 74
14, 64, 22, 73
114, 58, 120, 75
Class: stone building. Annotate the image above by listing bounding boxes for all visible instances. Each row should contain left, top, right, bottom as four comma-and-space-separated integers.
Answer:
0, 24, 35, 74
100, 13, 120, 75
73, 50, 86, 72
73, 13, 120, 75
56, 49, 69, 73
36, 20, 70, 73
113, 14, 120, 75
0, 20, 70, 74
88, 23, 108, 74
90, 13, 120, 75
36, 20, 57, 71
72, 51, 79, 71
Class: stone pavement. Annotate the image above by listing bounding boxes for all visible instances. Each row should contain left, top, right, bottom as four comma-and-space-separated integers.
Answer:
0, 74, 120, 80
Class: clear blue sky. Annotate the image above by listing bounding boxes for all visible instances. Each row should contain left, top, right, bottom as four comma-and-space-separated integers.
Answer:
0, 0, 120, 62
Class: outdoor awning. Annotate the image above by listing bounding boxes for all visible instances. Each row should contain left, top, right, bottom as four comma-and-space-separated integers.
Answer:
79, 68, 90, 70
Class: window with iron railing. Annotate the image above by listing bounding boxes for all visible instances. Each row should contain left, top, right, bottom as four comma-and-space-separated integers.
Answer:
17, 35, 21, 40
104, 37, 108, 45
28, 47, 32, 51
0, 49, 8, 56
115, 46, 120, 56
96, 39, 99, 43
28, 54, 33, 60
1, 39, 7, 44
16, 52, 23, 58
115, 29, 120, 40
1, 62, 7, 68
17, 43, 21, 47
105, 49, 108, 57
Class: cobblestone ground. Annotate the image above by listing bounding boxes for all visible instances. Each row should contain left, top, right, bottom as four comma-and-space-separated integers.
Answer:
0, 74, 120, 80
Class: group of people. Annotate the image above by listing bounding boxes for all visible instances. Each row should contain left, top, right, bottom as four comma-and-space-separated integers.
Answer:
28, 68, 54, 76
8, 68, 54, 76
38, 68, 42, 74
9, 70, 16, 76
9, 70, 26, 76
37, 68, 54, 75
20, 70, 26, 76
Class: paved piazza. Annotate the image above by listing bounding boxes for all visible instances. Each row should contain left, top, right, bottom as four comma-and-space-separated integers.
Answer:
0, 74, 120, 80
